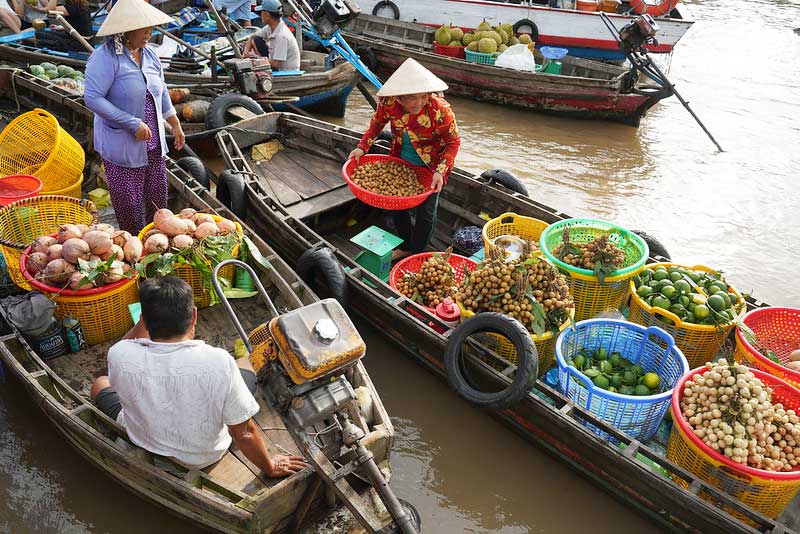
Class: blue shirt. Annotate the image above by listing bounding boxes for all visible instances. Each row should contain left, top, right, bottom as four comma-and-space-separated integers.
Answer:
400, 131, 425, 166
84, 41, 176, 168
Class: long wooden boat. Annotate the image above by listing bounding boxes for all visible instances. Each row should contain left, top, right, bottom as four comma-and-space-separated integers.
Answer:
356, 0, 693, 61
344, 14, 669, 126
0, 160, 400, 533
209, 111, 800, 533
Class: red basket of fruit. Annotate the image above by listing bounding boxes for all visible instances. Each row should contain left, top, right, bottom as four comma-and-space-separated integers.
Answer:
389, 250, 476, 310
433, 42, 466, 59
341, 155, 434, 211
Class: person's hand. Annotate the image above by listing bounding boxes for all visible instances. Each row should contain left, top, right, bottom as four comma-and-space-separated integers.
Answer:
173, 123, 185, 151
348, 147, 365, 162
135, 122, 152, 141
266, 454, 309, 477
431, 172, 443, 193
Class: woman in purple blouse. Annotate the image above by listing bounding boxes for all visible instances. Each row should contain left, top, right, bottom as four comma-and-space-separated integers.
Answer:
84, 0, 185, 234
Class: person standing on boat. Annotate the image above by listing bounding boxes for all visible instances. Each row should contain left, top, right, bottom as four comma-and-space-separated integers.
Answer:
90, 277, 309, 476
84, 0, 186, 235
241, 0, 300, 71
213, 0, 253, 27
348, 58, 460, 260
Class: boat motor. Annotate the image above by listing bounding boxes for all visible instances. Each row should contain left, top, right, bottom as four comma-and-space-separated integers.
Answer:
223, 57, 274, 99
616, 13, 659, 53
310, 0, 361, 39
212, 260, 418, 534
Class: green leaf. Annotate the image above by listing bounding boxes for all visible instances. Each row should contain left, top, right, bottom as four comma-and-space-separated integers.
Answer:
223, 287, 258, 299
241, 234, 271, 271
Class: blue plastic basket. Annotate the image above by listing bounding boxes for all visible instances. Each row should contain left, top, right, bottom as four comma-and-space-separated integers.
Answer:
465, 49, 497, 66
555, 319, 689, 442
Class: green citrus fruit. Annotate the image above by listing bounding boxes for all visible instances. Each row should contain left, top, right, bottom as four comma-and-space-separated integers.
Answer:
643, 372, 660, 390
593, 374, 610, 390
637, 285, 653, 298
653, 269, 669, 281
707, 294, 726, 312
634, 384, 651, 396
652, 296, 671, 310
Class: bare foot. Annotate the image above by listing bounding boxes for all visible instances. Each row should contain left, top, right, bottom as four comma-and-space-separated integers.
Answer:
392, 249, 412, 261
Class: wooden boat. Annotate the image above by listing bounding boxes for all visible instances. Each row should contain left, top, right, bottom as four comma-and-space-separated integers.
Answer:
0, 160, 400, 533
209, 111, 800, 533
357, 0, 693, 61
344, 15, 670, 126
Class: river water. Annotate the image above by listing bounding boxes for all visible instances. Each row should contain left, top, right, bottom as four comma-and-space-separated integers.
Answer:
1, 0, 799, 532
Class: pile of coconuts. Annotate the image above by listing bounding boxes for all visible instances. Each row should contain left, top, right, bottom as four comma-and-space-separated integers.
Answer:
26, 223, 141, 291
139, 208, 239, 255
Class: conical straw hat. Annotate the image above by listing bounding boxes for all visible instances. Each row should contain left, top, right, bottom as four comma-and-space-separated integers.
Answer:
96, 0, 175, 37
376, 58, 448, 97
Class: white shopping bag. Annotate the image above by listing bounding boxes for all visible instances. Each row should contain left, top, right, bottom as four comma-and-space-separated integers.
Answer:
494, 44, 538, 72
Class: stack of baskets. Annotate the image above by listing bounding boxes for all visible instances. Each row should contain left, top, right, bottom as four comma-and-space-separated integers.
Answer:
540, 218, 649, 321
734, 307, 800, 388
0, 109, 85, 198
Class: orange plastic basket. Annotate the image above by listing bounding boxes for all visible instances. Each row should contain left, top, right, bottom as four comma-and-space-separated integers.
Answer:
0, 174, 42, 206
0, 195, 96, 290
667, 366, 800, 519
482, 212, 548, 253
628, 263, 745, 369
389, 252, 476, 311
0, 109, 85, 191
138, 215, 243, 309
735, 307, 800, 389
341, 155, 434, 210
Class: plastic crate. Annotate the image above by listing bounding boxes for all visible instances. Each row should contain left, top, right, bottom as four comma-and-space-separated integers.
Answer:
667, 366, 800, 519
389, 252, 476, 311
555, 319, 688, 441
465, 49, 497, 66
433, 42, 466, 59
341, 155, 434, 211
482, 212, 548, 253
540, 218, 648, 321
735, 307, 800, 389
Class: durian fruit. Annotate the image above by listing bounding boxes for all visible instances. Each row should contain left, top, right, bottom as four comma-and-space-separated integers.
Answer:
462, 32, 476, 46
466, 41, 479, 52
435, 25, 452, 45
487, 30, 503, 47
498, 43, 508, 53
519, 34, 533, 45
476, 18, 491, 31
477, 37, 498, 54
450, 40, 462, 46
493, 26, 509, 45
510, 36, 520, 45
449, 26, 464, 41
501, 23, 514, 40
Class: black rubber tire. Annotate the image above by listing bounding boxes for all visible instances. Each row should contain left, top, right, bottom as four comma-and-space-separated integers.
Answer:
512, 19, 539, 41
632, 229, 671, 261
480, 169, 529, 197
444, 313, 537, 410
216, 169, 248, 220
356, 46, 377, 72
205, 93, 265, 131
296, 245, 349, 308
175, 157, 210, 189
371, 0, 399, 19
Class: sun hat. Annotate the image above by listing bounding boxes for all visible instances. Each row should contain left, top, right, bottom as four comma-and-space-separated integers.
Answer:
376, 58, 448, 98
255, 0, 282, 13
96, 0, 175, 38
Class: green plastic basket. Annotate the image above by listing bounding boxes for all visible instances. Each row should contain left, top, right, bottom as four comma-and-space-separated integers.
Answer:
465, 49, 497, 66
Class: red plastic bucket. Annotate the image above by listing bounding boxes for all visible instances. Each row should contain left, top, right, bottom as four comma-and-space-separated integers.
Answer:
0, 175, 42, 206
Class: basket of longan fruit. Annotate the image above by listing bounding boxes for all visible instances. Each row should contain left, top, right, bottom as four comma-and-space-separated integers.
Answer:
390, 248, 477, 311
342, 155, 434, 210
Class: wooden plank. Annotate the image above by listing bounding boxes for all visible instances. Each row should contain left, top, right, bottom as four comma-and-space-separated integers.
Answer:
48, 354, 94, 396
204, 452, 267, 497
286, 185, 355, 220
254, 160, 303, 206
282, 150, 343, 189
262, 151, 330, 199
252, 395, 301, 458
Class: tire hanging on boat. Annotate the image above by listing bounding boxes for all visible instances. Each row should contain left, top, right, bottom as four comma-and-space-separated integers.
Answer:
371, 0, 399, 19
205, 93, 265, 131
444, 313, 538, 410
630, 0, 679, 17
512, 19, 539, 41
175, 157, 211, 189
216, 170, 248, 220
631, 229, 671, 260
296, 244, 349, 308
480, 169, 529, 197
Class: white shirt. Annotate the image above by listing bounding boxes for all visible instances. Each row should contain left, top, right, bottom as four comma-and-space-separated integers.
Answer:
108, 338, 260, 468
254, 20, 301, 71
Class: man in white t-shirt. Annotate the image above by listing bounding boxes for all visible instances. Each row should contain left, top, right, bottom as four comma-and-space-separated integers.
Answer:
90, 276, 308, 475
242, 0, 300, 71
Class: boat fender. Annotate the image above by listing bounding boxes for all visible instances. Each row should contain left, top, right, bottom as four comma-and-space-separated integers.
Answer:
205, 93, 265, 131
512, 19, 539, 42
296, 245, 349, 308
630, 0, 679, 17
480, 169, 529, 197
631, 229, 671, 260
356, 46, 378, 72
371, 0, 399, 19
444, 313, 537, 410
216, 170, 248, 220
175, 157, 211, 189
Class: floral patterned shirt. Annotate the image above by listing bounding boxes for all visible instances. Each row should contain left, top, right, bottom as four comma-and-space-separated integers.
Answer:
356, 94, 461, 181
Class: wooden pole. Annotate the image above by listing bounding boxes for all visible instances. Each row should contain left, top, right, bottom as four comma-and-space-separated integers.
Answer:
356, 79, 377, 110
51, 13, 93, 53
204, 0, 243, 59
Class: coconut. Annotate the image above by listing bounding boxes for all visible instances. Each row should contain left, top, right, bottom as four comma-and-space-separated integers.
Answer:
82, 231, 113, 256
61, 238, 91, 264
123, 236, 144, 263
31, 236, 57, 255
26, 252, 49, 276
57, 224, 83, 243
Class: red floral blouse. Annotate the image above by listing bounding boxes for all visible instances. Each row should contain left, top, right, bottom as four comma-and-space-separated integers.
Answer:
356, 94, 461, 180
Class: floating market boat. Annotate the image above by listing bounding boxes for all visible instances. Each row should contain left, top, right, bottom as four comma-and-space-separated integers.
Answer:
355, 0, 693, 61
344, 15, 671, 126
208, 111, 800, 533
0, 161, 401, 533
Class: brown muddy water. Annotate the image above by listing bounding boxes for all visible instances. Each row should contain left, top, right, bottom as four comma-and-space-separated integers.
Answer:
1, 0, 799, 532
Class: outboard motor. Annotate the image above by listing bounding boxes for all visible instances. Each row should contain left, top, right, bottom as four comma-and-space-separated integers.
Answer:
311, 0, 361, 39
223, 57, 275, 99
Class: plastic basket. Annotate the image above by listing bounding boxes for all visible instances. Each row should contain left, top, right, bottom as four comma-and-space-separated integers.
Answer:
465, 49, 497, 66
341, 155, 434, 211
735, 307, 800, 389
389, 252, 476, 311
138, 215, 243, 309
433, 42, 466, 59
540, 218, 648, 321
555, 319, 688, 441
0, 109, 85, 191
0, 174, 42, 206
0, 195, 97, 290
23, 163, 83, 198
482, 212, 548, 253
628, 263, 746, 369
20, 242, 139, 345
667, 366, 800, 519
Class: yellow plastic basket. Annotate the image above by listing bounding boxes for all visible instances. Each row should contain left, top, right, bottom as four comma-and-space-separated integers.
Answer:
667, 367, 800, 520
0, 109, 85, 191
0, 195, 96, 290
138, 215, 243, 309
481, 212, 549, 253
23, 164, 83, 198
628, 263, 745, 369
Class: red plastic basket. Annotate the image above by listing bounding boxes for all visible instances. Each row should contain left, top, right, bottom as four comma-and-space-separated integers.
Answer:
433, 42, 466, 59
0, 174, 42, 206
341, 155, 434, 210
389, 252, 476, 311
735, 307, 800, 388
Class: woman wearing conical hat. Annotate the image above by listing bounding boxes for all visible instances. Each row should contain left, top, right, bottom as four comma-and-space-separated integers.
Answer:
348, 59, 461, 261
84, 0, 185, 234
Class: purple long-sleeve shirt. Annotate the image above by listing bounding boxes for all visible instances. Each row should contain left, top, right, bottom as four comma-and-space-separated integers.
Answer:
84, 40, 176, 168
